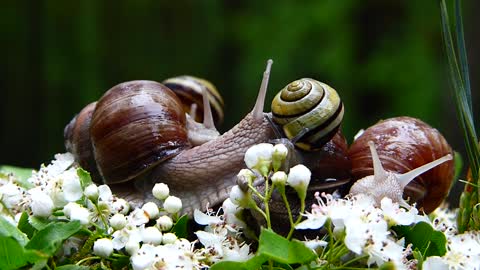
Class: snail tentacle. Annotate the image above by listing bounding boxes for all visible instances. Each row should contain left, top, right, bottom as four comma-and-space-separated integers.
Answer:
201, 85, 216, 130
252, 59, 273, 121
396, 153, 452, 189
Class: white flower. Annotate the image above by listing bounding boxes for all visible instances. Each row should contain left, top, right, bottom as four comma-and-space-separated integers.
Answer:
30, 189, 54, 218
162, 233, 177, 244
98, 185, 113, 202
111, 198, 130, 215
244, 143, 274, 176
287, 164, 311, 200
194, 209, 222, 225
163, 196, 182, 213
142, 202, 159, 219
142, 226, 163, 245
129, 208, 149, 226
125, 239, 140, 255
271, 171, 287, 186
152, 183, 169, 200
272, 144, 288, 171
64, 202, 90, 224
423, 256, 449, 270
109, 214, 127, 230
84, 184, 99, 201
93, 238, 113, 258
222, 198, 246, 229
0, 182, 24, 209
61, 168, 83, 202
229, 185, 252, 208
157, 215, 173, 231
380, 197, 418, 226
131, 244, 156, 270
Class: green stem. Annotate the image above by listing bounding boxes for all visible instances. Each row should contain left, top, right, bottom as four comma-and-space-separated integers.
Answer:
263, 176, 272, 229
281, 190, 296, 240
76, 256, 101, 266
247, 183, 265, 200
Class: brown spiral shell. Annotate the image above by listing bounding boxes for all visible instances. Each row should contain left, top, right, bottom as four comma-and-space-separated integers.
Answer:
348, 116, 454, 213
89, 80, 190, 184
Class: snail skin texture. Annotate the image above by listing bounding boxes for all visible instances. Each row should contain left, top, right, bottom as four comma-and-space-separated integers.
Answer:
65, 60, 351, 214
348, 117, 455, 213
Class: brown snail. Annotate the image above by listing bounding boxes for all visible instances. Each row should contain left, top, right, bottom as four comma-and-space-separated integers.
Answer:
348, 117, 455, 213
64, 60, 351, 214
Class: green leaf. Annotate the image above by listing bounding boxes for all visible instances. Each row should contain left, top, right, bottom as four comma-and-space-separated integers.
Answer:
77, 168, 93, 189
171, 214, 189, 238
0, 215, 29, 246
393, 222, 446, 257
0, 165, 34, 189
111, 254, 131, 269
0, 236, 46, 270
258, 229, 316, 264
56, 265, 90, 270
17, 212, 36, 239
29, 216, 51, 231
25, 220, 82, 256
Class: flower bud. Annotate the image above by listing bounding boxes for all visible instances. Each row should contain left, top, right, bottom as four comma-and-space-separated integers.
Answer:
112, 198, 130, 215
163, 196, 182, 213
244, 143, 274, 176
236, 169, 255, 188
271, 171, 287, 186
287, 164, 311, 201
152, 183, 169, 200
93, 238, 113, 258
30, 190, 54, 218
84, 184, 99, 201
142, 202, 159, 219
162, 232, 177, 244
142, 226, 163, 245
272, 144, 288, 171
64, 202, 90, 225
109, 213, 127, 230
229, 185, 253, 208
157, 215, 173, 231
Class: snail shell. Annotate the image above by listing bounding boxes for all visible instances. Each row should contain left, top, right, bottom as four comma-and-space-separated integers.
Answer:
90, 80, 190, 184
271, 78, 344, 151
163, 76, 224, 125
348, 116, 454, 213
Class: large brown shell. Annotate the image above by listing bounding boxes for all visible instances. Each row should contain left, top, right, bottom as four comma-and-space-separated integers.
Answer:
90, 80, 190, 184
64, 102, 102, 181
348, 116, 454, 213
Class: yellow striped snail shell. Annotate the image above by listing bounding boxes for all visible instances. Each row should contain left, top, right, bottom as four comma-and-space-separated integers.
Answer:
271, 78, 344, 151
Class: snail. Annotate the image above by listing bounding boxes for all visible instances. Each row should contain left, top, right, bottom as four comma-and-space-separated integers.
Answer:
64, 60, 352, 214
348, 117, 455, 213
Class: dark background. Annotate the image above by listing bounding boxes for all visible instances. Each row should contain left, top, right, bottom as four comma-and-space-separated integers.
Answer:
1, 1, 479, 204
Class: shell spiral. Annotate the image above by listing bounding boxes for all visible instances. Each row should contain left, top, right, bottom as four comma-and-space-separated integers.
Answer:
271, 78, 344, 151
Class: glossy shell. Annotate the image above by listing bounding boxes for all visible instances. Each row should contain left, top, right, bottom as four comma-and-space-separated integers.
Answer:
163, 76, 224, 125
64, 102, 101, 181
348, 116, 454, 213
90, 80, 190, 184
271, 78, 344, 151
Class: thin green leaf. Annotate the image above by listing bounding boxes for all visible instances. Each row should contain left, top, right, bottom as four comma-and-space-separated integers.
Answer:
17, 212, 36, 239
454, 0, 471, 106
77, 168, 93, 189
25, 220, 82, 256
0, 215, 29, 246
257, 229, 316, 264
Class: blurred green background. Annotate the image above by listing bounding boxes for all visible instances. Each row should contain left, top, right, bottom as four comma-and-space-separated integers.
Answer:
1, 1, 479, 202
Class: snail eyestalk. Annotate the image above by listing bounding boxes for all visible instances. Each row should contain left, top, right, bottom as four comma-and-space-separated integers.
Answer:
253, 59, 273, 121
396, 153, 453, 189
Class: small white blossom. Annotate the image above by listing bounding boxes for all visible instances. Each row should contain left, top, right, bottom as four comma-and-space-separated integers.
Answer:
30, 189, 54, 218
109, 213, 127, 230
287, 164, 311, 200
157, 215, 173, 231
272, 144, 288, 171
222, 198, 246, 229
125, 239, 140, 255
131, 244, 156, 270
142, 226, 163, 245
64, 202, 90, 224
162, 232, 178, 244
271, 171, 287, 186
244, 143, 274, 176
111, 198, 130, 215
163, 196, 182, 213
84, 184, 99, 201
229, 185, 252, 208
142, 202, 159, 219
194, 209, 222, 225
381, 197, 418, 226
93, 238, 113, 258
61, 168, 83, 202
152, 183, 169, 200
129, 208, 149, 226
0, 182, 25, 209
98, 184, 113, 202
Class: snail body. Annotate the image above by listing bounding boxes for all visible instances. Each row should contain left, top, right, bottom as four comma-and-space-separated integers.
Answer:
348, 117, 455, 213
65, 61, 351, 213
